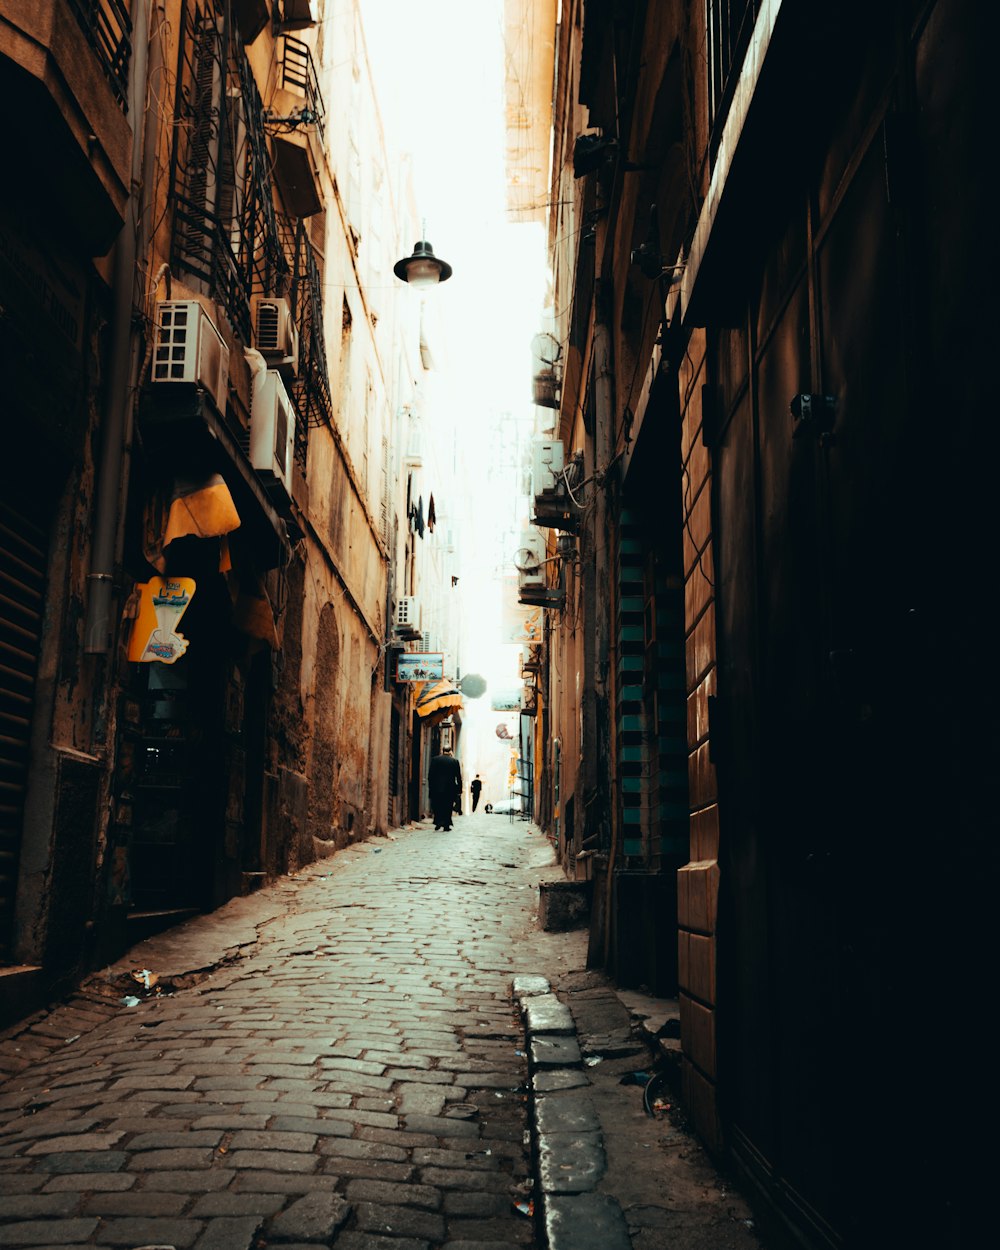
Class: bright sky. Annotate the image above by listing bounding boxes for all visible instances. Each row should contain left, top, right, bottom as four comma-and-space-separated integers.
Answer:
364, 0, 547, 696
363, 1, 547, 792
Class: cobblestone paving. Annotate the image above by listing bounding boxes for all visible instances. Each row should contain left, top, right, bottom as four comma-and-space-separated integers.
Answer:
0, 815, 576, 1249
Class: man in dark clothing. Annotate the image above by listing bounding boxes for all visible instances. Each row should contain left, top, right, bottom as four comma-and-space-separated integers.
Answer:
470, 774, 483, 811
428, 747, 462, 830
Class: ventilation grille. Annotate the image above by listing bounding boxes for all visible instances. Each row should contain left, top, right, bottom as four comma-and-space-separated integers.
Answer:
255, 300, 281, 352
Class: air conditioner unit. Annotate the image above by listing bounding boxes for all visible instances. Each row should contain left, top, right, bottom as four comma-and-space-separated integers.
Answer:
395, 596, 422, 638
151, 300, 230, 416
519, 564, 546, 593
249, 369, 295, 503
514, 527, 547, 587
531, 437, 565, 497
252, 295, 300, 377
403, 415, 423, 467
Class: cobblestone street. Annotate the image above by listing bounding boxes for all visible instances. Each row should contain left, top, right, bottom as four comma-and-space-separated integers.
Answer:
0, 815, 578, 1249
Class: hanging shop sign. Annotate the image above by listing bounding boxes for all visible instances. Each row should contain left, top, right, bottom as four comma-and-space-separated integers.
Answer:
396, 652, 444, 681
127, 577, 196, 664
491, 690, 522, 711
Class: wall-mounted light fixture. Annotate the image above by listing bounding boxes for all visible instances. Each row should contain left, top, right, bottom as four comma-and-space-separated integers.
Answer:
630, 203, 685, 282
790, 393, 837, 438
630, 242, 685, 282
573, 131, 617, 178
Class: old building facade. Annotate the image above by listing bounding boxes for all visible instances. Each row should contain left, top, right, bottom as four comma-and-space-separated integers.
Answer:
514, 0, 993, 1244
0, 0, 456, 1022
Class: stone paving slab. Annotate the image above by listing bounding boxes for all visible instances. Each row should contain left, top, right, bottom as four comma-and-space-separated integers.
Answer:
542, 1192, 631, 1250
0, 818, 557, 1250
0, 816, 765, 1250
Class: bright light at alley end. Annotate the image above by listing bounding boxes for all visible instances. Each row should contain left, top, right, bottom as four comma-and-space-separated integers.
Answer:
393, 239, 453, 289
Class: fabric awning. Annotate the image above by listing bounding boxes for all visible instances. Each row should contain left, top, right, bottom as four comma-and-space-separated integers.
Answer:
414, 679, 463, 719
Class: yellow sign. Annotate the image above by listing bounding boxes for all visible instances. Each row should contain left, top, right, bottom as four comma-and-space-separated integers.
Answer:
128, 577, 196, 664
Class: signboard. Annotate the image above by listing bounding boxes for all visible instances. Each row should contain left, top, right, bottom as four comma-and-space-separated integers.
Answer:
491, 690, 522, 711
396, 652, 444, 681
127, 577, 196, 664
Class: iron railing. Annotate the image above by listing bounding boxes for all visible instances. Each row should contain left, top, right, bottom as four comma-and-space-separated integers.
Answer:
277, 215, 333, 469
170, 2, 287, 344
67, 0, 132, 110
279, 34, 326, 143
707, 0, 760, 151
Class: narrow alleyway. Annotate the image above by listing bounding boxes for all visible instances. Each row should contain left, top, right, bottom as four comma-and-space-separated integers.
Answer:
0, 817, 759, 1249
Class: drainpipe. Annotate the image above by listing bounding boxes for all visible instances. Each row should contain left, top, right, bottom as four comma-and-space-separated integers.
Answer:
592, 297, 615, 964
83, 0, 154, 660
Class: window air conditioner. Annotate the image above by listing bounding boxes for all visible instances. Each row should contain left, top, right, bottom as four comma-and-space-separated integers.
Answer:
531, 437, 565, 497
151, 300, 230, 416
395, 596, 422, 637
252, 295, 300, 377
249, 369, 295, 503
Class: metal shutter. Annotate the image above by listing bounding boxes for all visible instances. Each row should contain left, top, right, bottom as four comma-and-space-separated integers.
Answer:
0, 496, 48, 958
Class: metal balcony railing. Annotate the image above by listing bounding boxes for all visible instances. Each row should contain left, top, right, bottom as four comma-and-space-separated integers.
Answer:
170, 4, 287, 343
67, 0, 132, 111
277, 215, 334, 468
279, 35, 326, 143
707, 0, 760, 152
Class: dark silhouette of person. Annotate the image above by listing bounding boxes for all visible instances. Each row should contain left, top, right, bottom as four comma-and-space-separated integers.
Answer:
470, 774, 483, 811
428, 747, 462, 831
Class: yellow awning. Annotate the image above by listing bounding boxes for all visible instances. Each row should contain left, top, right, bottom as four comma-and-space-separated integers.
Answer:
414, 679, 463, 719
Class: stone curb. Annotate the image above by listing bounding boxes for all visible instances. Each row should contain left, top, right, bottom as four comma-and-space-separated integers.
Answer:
513, 976, 632, 1250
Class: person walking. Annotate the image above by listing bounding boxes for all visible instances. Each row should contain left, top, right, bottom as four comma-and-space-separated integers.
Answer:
470, 773, 483, 812
428, 746, 462, 830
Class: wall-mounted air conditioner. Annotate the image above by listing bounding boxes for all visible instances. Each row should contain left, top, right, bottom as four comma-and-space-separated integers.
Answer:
514, 526, 547, 588
151, 300, 230, 416
522, 643, 541, 671
252, 295, 300, 377
249, 369, 295, 503
531, 437, 565, 497
395, 596, 422, 638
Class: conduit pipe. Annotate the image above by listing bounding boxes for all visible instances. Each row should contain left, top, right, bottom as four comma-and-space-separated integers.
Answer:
84, 0, 155, 654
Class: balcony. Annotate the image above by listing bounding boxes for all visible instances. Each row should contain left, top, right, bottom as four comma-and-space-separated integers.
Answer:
276, 214, 334, 467
67, 0, 130, 108
268, 34, 325, 219
0, 0, 132, 253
